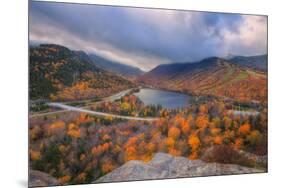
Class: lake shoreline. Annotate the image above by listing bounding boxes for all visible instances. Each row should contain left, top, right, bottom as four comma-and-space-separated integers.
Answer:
133, 88, 192, 109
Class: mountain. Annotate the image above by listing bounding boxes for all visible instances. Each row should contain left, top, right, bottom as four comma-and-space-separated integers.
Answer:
95, 153, 263, 183
229, 54, 267, 71
138, 57, 267, 102
89, 54, 144, 78
30, 44, 134, 101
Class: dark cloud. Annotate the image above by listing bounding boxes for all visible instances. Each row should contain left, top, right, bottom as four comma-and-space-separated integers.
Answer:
29, 1, 267, 71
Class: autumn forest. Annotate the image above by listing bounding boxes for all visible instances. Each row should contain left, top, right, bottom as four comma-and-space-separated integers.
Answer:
29, 2, 268, 187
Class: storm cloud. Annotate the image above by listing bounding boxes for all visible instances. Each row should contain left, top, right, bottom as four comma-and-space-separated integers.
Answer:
29, 1, 267, 71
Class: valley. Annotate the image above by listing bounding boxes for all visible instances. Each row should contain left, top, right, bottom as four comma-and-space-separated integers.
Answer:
28, 3, 268, 186
29, 44, 268, 186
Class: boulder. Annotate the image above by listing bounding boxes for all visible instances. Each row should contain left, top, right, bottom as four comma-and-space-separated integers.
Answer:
95, 153, 265, 183
29, 170, 60, 187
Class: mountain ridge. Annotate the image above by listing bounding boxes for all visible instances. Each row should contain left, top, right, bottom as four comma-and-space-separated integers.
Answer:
29, 44, 134, 101
138, 57, 267, 102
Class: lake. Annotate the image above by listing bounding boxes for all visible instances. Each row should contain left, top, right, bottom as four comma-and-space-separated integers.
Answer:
134, 88, 191, 109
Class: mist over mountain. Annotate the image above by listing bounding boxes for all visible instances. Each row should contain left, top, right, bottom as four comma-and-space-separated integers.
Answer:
89, 54, 145, 78
229, 54, 267, 71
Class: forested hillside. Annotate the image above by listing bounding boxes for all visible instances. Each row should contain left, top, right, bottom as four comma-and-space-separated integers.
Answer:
138, 57, 267, 103
30, 44, 134, 101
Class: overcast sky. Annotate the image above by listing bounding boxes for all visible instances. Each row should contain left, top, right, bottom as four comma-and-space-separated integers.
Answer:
29, 1, 267, 71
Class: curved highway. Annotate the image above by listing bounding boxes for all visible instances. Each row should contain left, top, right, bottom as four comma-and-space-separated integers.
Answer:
48, 103, 158, 121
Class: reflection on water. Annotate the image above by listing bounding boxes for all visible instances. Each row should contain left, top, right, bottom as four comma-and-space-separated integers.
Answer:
134, 88, 191, 109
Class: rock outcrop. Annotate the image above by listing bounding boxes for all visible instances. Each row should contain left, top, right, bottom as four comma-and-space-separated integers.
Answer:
95, 153, 265, 183
29, 170, 60, 187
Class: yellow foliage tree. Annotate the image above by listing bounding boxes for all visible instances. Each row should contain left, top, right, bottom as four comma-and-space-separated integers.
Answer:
30, 150, 41, 161
67, 129, 81, 138
67, 122, 81, 138
48, 121, 65, 135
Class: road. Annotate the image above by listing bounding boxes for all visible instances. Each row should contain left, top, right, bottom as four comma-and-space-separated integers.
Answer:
30, 88, 134, 118
29, 109, 70, 118
30, 88, 159, 121
48, 103, 158, 121
103, 88, 134, 102
228, 110, 260, 116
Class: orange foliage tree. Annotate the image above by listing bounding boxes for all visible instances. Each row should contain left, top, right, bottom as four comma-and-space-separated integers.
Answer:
101, 158, 116, 174
124, 136, 139, 161
213, 135, 223, 145
166, 137, 175, 148
238, 123, 251, 136
195, 115, 209, 131
168, 126, 181, 140
234, 138, 244, 150
91, 142, 111, 156
188, 134, 201, 152
48, 121, 66, 135
58, 175, 71, 184
199, 104, 208, 114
